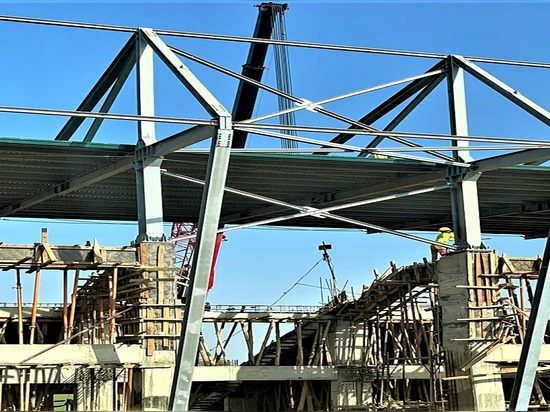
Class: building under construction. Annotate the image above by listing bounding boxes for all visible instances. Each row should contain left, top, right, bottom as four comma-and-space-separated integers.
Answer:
1, 3, 550, 411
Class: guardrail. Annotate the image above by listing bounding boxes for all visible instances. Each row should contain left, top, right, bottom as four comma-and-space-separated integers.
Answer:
0, 302, 63, 308
0, 302, 323, 313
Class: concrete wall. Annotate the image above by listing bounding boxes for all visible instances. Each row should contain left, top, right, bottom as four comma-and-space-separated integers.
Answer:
437, 251, 506, 411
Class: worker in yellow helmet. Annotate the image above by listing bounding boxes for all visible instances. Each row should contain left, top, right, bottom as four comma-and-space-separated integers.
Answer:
430, 227, 455, 262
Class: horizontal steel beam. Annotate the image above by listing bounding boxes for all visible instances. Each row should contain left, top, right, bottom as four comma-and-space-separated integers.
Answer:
473, 148, 550, 172
0, 125, 214, 217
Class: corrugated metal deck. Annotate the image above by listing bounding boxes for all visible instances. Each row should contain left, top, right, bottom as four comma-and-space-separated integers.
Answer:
1, 137, 549, 238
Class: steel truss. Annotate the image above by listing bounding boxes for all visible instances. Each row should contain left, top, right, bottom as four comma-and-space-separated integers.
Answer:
1, 11, 550, 410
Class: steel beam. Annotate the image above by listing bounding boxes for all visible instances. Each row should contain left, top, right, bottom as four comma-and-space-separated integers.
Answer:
135, 31, 164, 241
361, 73, 451, 161
153, 28, 235, 406
453, 54, 550, 128
447, 56, 482, 249
323, 60, 447, 147
139, 28, 228, 118
0, 125, 214, 217
509, 228, 550, 411
164, 169, 452, 249
54, 34, 137, 141
221, 169, 446, 224
447, 56, 473, 162
237, 126, 470, 167
473, 148, 550, 172
447, 168, 483, 249
169, 126, 233, 411
83, 50, 136, 142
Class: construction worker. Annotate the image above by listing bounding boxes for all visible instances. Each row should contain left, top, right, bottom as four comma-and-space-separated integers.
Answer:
430, 227, 455, 262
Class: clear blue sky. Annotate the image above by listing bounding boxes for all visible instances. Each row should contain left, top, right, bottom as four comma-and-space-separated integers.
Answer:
0, 1, 548, 307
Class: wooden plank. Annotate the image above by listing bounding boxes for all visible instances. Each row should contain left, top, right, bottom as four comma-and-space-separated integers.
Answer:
296, 321, 304, 366
68, 270, 80, 338
255, 321, 273, 366
16, 270, 24, 344
63, 270, 69, 340
29, 270, 41, 345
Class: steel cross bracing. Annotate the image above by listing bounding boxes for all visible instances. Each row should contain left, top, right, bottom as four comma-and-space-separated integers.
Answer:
1, 10, 550, 411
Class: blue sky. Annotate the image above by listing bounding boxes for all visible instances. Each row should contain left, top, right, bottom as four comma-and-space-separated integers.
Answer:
0, 1, 549, 306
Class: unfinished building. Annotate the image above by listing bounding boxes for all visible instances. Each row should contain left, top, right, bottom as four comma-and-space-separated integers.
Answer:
1, 2, 550, 411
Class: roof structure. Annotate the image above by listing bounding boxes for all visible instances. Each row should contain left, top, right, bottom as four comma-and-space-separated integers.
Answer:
2, 138, 550, 239
3, 8, 550, 409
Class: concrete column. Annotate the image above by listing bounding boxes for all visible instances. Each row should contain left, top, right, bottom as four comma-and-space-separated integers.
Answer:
331, 320, 363, 366
95, 375, 114, 411
142, 367, 173, 410
437, 251, 505, 411
330, 379, 373, 409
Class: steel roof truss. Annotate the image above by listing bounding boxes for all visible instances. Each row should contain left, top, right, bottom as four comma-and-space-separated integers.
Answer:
362, 73, 451, 161
135, 31, 164, 240
473, 148, 550, 172
54, 33, 137, 141
447, 56, 473, 162
453, 54, 550, 128
83, 50, 137, 143
326, 59, 448, 147
245, 69, 445, 125
221, 170, 445, 224
139, 28, 230, 119
163, 169, 453, 249
237, 126, 470, 167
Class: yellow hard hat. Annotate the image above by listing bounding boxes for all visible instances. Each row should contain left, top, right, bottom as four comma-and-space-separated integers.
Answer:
439, 227, 452, 232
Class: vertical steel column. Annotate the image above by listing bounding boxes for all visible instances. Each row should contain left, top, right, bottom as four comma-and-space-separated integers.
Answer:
135, 28, 234, 409
446, 55, 482, 249
509, 228, 550, 411
169, 123, 233, 411
135, 30, 165, 241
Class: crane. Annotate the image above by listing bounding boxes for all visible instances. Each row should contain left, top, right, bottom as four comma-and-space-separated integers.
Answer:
171, 222, 225, 302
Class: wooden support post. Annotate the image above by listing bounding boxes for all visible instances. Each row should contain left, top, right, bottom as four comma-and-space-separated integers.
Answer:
99, 299, 106, 344
121, 368, 128, 411
109, 268, 118, 343
296, 321, 304, 366
163, 307, 169, 349
213, 322, 227, 364
214, 321, 239, 365
68, 269, 80, 339
29, 269, 41, 345
24, 370, 31, 412
126, 367, 134, 411
16, 270, 24, 344
240, 321, 255, 364
198, 334, 213, 366
296, 381, 308, 411
63, 269, 69, 340
307, 326, 320, 366
255, 320, 274, 366
275, 322, 281, 366
19, 371, 24, 412
520, 276, 527, 334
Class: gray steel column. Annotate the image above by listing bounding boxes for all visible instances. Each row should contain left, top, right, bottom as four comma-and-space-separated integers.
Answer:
446, 55, 482, 249
135, 28, 236, 411
135, 30, 165, 242
509, 228, 550, 411
169, 123, 233, 411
